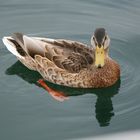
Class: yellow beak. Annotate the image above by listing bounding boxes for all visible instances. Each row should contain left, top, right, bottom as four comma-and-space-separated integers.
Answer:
95, 46, 105, 68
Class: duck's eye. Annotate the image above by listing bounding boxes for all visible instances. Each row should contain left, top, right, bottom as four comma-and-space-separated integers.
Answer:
93, 37, 97, 46
104, 36, 107, 40
102, 36, 107, 46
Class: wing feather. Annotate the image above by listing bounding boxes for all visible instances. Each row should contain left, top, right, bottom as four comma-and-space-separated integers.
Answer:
41, 39, 94, 73
10, 34, 94, 73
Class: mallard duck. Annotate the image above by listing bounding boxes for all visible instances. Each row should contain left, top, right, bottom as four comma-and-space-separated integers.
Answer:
2, 28, 120, 89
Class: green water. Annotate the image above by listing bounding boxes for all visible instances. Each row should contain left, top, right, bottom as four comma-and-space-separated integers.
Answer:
0, 0, 140, 139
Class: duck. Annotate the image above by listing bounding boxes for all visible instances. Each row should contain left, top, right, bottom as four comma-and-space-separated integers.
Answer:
2, 28, 120, 89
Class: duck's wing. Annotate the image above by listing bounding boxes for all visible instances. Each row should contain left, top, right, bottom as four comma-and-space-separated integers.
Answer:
35, 37, 94, 73
3, 33, 94, 73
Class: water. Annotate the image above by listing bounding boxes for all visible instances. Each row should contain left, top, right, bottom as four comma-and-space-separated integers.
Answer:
0, 0, 140, 139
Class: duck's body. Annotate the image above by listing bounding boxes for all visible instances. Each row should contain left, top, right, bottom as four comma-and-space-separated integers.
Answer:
2, 28, 120, 88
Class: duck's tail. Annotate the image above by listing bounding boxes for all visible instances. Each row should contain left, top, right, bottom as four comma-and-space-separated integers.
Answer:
2, 33, 41, 70
2, 35, 26, 59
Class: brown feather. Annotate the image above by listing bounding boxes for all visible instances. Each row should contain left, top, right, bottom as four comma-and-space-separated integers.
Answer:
43, 39, 94, 73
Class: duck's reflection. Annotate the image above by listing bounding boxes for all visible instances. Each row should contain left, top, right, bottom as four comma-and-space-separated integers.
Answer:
95, 95, 114, 127
6, 61, 120, 127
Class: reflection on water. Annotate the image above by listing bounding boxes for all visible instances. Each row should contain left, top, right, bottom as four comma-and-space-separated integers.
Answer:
95, 95, 114, 126
6, 61, 120, 127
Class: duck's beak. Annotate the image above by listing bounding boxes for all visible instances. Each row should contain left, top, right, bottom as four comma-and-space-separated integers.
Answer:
95, 46, 105, 68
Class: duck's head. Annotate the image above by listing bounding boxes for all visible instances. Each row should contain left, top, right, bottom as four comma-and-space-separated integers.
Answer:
91, 28, 110, 68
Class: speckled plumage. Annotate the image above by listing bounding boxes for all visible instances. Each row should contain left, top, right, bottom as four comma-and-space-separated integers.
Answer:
2, 31, 120, 88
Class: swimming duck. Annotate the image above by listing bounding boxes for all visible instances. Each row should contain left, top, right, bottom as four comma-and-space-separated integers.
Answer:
2, 28, 120, 89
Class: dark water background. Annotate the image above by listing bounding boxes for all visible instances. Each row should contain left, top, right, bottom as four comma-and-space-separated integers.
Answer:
0, 0, 140, 139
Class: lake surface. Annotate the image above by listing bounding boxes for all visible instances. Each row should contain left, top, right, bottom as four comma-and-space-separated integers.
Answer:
0, 0, 140, 139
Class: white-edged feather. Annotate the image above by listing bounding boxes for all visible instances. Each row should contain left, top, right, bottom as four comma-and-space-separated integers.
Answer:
2, 36, 24, 59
